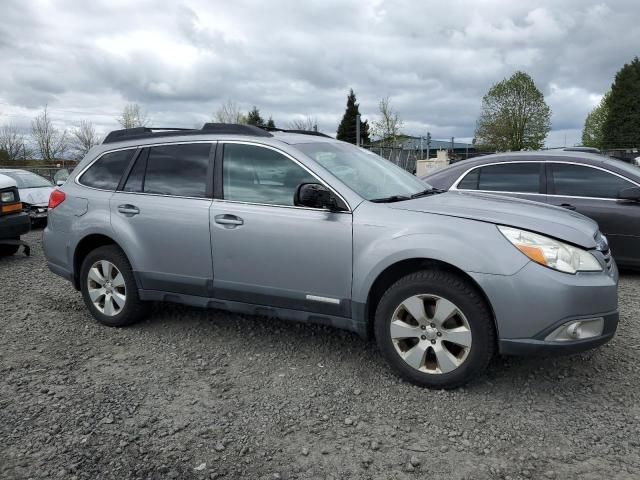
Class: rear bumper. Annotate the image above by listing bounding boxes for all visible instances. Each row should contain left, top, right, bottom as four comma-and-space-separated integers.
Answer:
499, 311, 618, 355
0, 212, 31, 239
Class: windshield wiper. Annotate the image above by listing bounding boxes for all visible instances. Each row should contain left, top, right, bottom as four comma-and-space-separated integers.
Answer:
410, 188, 446, 199
369, 195, 411, 203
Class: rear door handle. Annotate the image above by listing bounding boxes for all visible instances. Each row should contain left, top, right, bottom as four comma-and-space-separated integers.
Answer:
117, 204, 140, 215
560, 203, 576, 211
214, 214, 244, 227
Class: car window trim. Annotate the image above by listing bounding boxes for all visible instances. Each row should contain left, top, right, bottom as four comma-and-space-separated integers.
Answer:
116, 147, 144, 191
547, 161, 639, 199
218, 140, 352, 213
451, 160, 640, 201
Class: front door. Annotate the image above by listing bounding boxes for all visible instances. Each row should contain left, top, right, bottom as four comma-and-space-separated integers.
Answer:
546, 162, 640, 266
210, 142, 353, 317
110, 142, 215, 296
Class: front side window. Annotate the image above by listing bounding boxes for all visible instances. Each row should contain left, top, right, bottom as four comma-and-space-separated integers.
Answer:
223, 143, 316, 206
132, 143, 211, 198
80, 149, 135, 190
458, 163, 541, 193
551, 163, 635, 198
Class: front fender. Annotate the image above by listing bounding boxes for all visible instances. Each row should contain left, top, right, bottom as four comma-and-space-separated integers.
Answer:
352, 211, 528, 304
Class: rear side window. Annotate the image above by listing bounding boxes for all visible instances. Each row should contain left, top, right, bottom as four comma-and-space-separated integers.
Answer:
80, 149, 135, 190
123, 143, 211, 197
459, 163, 541, 193
551, 163, 635, 198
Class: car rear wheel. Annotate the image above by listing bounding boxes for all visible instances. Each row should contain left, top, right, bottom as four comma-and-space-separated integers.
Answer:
80, 245, 149, 327
375, 270, 495, 389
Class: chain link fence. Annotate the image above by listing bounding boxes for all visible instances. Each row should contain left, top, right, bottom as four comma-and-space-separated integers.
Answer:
361, 145, 419, 173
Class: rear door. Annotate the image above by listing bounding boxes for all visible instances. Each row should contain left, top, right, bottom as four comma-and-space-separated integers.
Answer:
110, 142, 215, 296
454, 161, 546, 203
546, 162, 640, 266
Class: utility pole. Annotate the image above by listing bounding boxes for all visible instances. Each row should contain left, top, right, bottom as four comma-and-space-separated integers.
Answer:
355, 114, 361, 147
426, 132, 431, 160
420, 136, 423, 159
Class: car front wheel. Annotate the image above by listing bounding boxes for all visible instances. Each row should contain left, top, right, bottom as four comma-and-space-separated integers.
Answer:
80, 245, 148, 327
375, 270, 495, 389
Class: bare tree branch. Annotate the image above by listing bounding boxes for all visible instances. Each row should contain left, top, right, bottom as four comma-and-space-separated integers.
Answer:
213, 100, 247, 124
31, 106, 68, 162
288, 115, 317, 131
71, 120, 101, 159
118, 103, 150, 128
0, 124, 30, 161
371, 97, 403, 147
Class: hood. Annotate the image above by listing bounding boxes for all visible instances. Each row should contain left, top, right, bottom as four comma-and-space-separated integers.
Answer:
388, 191, 599, 249
19, 186, 54, 206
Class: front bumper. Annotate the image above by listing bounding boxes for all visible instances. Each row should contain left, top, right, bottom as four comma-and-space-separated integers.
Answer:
470, 260, 619, 356
499, 311, 618, 355
0, 212, 31, 239
24, 204, 49, 220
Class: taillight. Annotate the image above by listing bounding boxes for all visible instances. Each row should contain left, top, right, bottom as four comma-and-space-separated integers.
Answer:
48, 189, 66, 209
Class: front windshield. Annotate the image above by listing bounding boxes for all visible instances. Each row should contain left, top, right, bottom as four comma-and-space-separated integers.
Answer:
296, 142, 430, 200
3, 171, 53, 189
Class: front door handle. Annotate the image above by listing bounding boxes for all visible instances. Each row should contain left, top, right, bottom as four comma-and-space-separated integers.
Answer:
560, 203, 576, 211
118, 204, 140, 215
214, 214, 244, 227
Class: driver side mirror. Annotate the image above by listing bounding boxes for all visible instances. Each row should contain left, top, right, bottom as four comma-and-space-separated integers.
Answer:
56, 180, 65, 187
618, 186, 640, 202
294, 183, 348, 211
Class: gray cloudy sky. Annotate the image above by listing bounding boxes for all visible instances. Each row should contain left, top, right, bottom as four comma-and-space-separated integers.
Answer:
1, 0, 638, 146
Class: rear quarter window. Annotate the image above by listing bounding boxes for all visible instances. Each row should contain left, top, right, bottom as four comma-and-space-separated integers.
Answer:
80, 149, 135, 190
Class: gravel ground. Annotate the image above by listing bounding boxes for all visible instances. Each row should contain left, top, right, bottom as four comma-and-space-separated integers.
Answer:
1, 229, 639, 480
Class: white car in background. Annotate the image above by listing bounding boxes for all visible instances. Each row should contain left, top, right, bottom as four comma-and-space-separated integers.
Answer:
0, 169, 54, 225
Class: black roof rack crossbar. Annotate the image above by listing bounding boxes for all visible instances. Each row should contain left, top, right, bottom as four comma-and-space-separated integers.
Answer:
102, 123, 273, 144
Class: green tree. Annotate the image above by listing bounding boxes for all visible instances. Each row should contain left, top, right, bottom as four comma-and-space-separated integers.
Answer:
602, 57, 640, 148
582, 92, 610, 149
474, 71, 551, 151
266, 117, 276, 129
336, 89, 370, 144
371, 97, 402, 147
246, 106, 265, 127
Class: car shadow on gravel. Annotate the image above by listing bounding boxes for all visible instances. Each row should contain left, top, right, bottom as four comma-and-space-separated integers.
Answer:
126, 301, 618, 395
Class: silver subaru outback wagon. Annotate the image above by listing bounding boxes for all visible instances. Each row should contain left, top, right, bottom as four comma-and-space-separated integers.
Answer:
43, 123, 619, 388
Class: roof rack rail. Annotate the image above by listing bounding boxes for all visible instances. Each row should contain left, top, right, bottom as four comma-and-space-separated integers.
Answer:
262, 127, 332, 138
102, 123, 273, 144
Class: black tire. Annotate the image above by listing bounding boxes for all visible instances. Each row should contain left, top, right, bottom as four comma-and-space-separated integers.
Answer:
374, 270, 495, 389
0, 239, 20, 257
80, 245, 149, 327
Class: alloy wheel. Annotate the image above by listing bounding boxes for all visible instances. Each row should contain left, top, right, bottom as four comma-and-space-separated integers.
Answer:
87, 260, 126, 316
390, 294, 472, 374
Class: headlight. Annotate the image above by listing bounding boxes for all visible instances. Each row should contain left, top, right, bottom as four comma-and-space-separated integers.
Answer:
498, 226, 602, 274
1, 191, 15, 202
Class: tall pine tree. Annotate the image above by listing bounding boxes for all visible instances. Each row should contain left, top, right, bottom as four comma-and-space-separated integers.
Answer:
602, 57, 640, 148
246, 106, 265, 127
336, 89, 370, 145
